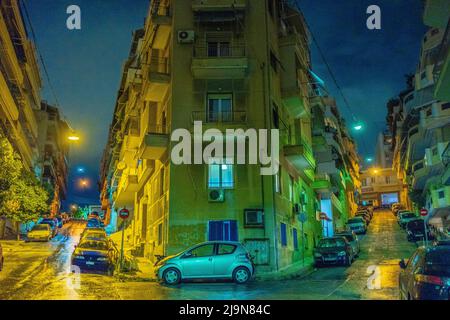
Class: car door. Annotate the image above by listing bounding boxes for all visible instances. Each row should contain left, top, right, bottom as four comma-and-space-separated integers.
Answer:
400, 251, 422, 298
179, 244, 216, 278
213, 243, 238, 277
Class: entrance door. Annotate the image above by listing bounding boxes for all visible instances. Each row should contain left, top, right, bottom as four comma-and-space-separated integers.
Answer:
208, 220, 238, 241
207, 94, 232, 122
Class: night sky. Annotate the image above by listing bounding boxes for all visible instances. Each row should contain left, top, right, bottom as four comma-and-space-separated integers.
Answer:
23, 0, 427, 208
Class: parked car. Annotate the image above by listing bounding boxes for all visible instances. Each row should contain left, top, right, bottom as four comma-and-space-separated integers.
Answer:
406, 219, 434, 242
335, 231, 360, 257
346, 217, 367, 234
356, 212, 371, 225
313, 237, 354, 267
398, 212, 417, 229
38, 219, 58, 237
71, 239, 117, 275
392, 204, 405, 216
55, 216, 64, 228
80, 228, 107, 241
0, 243, 3, 272
399, 244, 450, 300
155, 241, 254, 285
26, 224, 53, 242
86, 218, 103, 229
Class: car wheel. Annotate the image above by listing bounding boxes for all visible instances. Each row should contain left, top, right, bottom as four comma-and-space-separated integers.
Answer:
163, 268, 181, 285
345, 255, 352, 266
233, 267, 251, 284
107, 266, 115, 276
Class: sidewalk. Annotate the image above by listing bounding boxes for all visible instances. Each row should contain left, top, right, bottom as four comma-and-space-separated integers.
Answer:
255, 257, 315, 281
109, 230, 157, 282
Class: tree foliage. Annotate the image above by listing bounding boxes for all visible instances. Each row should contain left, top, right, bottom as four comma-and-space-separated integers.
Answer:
0, 134, 50, 224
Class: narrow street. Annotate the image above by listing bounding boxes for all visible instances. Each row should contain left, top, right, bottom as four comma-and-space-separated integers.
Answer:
0, 210, 417, 300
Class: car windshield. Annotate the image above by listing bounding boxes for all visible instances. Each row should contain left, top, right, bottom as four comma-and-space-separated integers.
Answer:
347, 218, 363, 224
425, 249, 450, 277
32, 225, 48, 231
336, 234, 355, 242
84, 232, 106, 239
318, 238, 346, 248
78, 240, 109, 250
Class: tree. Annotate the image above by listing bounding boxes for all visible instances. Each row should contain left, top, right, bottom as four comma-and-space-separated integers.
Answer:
0, 134, 50, 239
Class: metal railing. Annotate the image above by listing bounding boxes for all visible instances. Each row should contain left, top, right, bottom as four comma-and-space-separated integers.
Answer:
193, 44, 246, 58
192, 111, 247, 123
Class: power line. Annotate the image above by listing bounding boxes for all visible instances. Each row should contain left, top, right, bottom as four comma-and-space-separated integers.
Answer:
20, 0, 61, 108
293, 0, 371, 155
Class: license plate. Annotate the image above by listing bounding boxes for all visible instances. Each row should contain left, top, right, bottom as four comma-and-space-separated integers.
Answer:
324, 257, 336, 261
86, 262, 95, 266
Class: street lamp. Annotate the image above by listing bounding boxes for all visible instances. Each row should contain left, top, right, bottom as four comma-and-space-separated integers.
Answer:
68, 135, 80, 142
353, 123, 363, 131
366, 157, 373, 163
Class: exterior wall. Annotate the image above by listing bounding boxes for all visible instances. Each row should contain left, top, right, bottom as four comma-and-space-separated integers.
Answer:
0, 1, 42, 172
360, 168, 405, 207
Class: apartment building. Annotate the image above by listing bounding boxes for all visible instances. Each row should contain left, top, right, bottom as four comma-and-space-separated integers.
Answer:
360, 167, 407, 207
101, 0, 324, 272
34, 102, 70, 216
310, 83, 361, 235
386, 0, 449, 231
0, 0, 42, 173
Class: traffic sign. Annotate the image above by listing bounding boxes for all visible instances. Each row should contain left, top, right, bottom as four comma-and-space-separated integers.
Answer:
420, 208, 428, 217
119, 208, 130, 220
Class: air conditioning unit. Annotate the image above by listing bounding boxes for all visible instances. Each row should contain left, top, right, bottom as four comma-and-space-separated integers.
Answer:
208, 189, 224, 202
244, 209, 264, 228
178, 30, 195, 43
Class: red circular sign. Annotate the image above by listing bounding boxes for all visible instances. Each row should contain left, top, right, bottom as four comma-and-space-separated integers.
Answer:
119, 208, 130, 220
420, 208, 428, 217
320, 212, 330, 221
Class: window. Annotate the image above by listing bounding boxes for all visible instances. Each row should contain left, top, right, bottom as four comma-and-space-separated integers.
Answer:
189, 244, 215, 258
268, 0, 274, 18
438, 191, 445, 199
362, 179, 367, 187
293, 228, 299, 250
272, 105, 280, 129
208, 161, 234, 188
288, 175, 294, 201
385, 176, 391, 184
432, 148, 438, 156
280, 223, 287, 246
207, 94, 233, 122
442, 102, 450, 110
157, 223, 163, 245
208, 220, 238, 241
217, 244, 237, 255
421, 71, 427, 80
207, 41, 231, 57
159, 167, 165, 197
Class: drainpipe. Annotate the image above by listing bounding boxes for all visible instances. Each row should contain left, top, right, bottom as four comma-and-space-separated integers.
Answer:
262, 0, 279, 272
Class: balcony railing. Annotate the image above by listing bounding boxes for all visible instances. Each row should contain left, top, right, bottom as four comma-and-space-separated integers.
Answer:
193, 45, 246, 58
192, 111, 247, 124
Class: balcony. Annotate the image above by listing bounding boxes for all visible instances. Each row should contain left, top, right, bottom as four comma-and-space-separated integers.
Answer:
421, 101, 450, 130
280, 72, 310, 118
411, 160, 430, 190
143, 57, 171, 102
114, 168, 139, 207
149, 1, 172, 49
191, 111, 247, 131
192, 0, 247, 12
191, 45, 248, 79
284, 138, 315, 172
430, 186, 450, 210
138, 128, 170, 161
403, 86, 436, 114
312, 173, 331, 192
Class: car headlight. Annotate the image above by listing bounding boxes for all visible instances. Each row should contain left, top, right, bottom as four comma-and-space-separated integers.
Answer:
314, 252, 322, 258
338, 251, 346, 256
97, 257, 108, 262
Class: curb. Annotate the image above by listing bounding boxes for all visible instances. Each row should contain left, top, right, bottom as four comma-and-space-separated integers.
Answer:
255, 264, 315, 282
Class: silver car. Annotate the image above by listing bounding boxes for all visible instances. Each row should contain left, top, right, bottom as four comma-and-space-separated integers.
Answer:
156, 241, 255, 285
335, 231, 361, 257
346, 217, 367, 234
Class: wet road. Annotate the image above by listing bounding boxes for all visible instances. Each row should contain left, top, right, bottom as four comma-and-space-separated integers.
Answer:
0, 210, 417, 300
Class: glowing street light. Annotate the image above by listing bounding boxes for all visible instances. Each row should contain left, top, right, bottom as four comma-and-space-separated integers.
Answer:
366, 157, 373, 163
68, 135, 80, 142
353, 124, 363, 131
